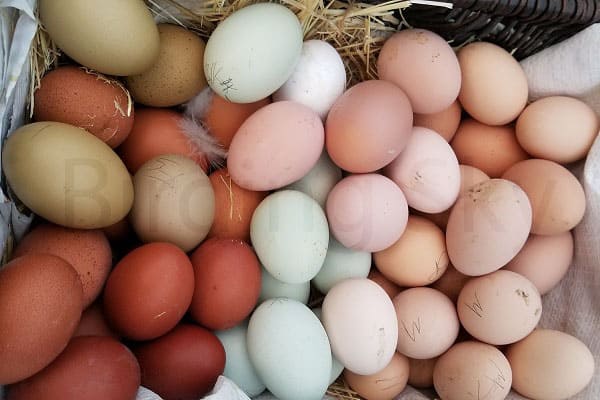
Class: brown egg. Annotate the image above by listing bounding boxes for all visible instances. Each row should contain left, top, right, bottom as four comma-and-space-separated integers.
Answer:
190, 238, 261, 330
13, 223, 111, 308
502, 159, 586, 235
118, 108, 208, 173
374, 215, 448, 287
103, 243, 194, 340
74, 302, 118, 338
126, 24, 207, 107
208, 168, 267, 241
33, 66, 133, 148
7, 336, 140, 400
408, 357, 438, 389
367, 269, 401, 299
326, 80, 413, 173
134, 324, 225, 400
343, 352, 410, 400
413, 100, 462, 142
430, 264, 470, 303
504, 232, 574, 295
458, 42, 528, 126
451, 119, 528, 177
202, 93, 270, 149
0, 254, 83, 384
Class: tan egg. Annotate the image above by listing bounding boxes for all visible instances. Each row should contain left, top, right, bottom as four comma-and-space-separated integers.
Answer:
516, 96, 599, 164
451, 119, 528, 177
130, 154, 215, 251
126, 24, 207, 107
502, 159, 586, 235
343, 353, 410, 400
367, 269, 401, 299
504, 232, 573, 295
457, 270, 542, 345
434, 341, 512, 400
408, 357, 438, 389
507, 329, 595, 400
457, 42, 528, 125
430, 264, 470, 303
413, 100, 462, 142
374, 216, 448, 287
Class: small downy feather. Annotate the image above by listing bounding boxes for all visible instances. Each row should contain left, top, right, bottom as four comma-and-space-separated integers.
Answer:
178, 114, 226, 169
184, 86, 214, 120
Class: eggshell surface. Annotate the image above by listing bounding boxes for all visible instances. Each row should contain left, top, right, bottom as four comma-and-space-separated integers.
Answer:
343, 352, 410, 400
259, 266, 310, 304
286, 151, 342, 208
413, 100, 462, 142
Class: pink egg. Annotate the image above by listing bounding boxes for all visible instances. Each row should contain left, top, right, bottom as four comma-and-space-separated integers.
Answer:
325, 80, 413, 173
326, 174, 408, 252
228, 101, 324, 191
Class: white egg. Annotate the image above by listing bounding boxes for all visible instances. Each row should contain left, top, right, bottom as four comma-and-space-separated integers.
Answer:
312, 237, 371, 294
251, 190, 329, 284
248, 299, 332, 400
285, 151, 342, 208
259, 266, 310, 304
273, 40, 346, 119
215, 323, 266, 397
203, 3, 303, 103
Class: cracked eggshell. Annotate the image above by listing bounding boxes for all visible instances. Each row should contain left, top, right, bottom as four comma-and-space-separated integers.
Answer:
457, 270, 542, 346
322, 278, 398, 375
203, 3, 303, 103
385, 127, 460, 213
393, 287, 459, 359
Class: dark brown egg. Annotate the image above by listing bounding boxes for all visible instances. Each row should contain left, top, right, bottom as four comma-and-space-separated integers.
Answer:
73, 302, 118, 338
0, 254, 83, 384
134, 324, 225, 400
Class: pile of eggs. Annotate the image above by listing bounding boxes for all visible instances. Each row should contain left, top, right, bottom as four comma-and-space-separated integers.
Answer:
0, 1, 597, 400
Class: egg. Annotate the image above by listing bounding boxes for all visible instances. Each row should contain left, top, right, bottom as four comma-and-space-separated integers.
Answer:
326, 174, 409, 252
204, 3, 302, 102
74, 302, 118, 338
7, 336, 140, 400
273, 39, 346, 119
322, 278, 398, 375
312, 237, 371, 294
385, 126, 461, 213
507, 329, 595, 400
311, 308, 344, 384
201, 92, 270, 149
516, 96, 599, 163
251, 190, 329, 284
118, 108, 208, 173
374, 215, 448, 286
134, 324, 226, 400
377, 29, 461, 114
504, 232, 574, 295
130, 154, 215, 252
228, 101, 324, 191
126, 24, 207, 107
247, 299, 331, 400
259, 266, 310, 304
215, 323, 266, 397
431, 264, 470, 303
286, 151, 343, 208
2, 122, 133, 229
458, 270, 542, 345
393, 287, 459, 359
103, 243, 194, 340
451, 119, 529, 178
408, 357, 438, 389
13, 223, 111, 308
189, 239, 261, 330
446, 179, 532, 276
0, 254, 83, 384
457, 41, 528, 125
33, 66, 133, 147
413, 100, 462, 142
208, 168, 266, 241
502, 159, 586, 235
368, 269, 402, 299
343, 352, 410, 400
39, 0, 160, 76
326, 80, 413, 173
433, 341, 512, 400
